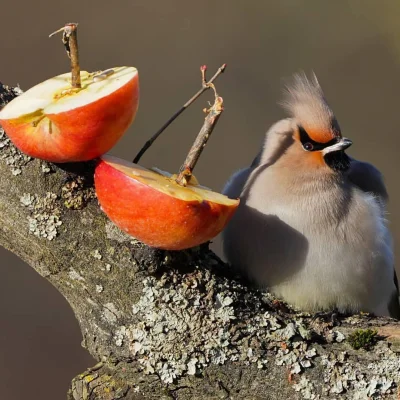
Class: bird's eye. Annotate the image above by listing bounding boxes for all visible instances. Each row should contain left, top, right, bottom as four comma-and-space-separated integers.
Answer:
303, 142, 314, 151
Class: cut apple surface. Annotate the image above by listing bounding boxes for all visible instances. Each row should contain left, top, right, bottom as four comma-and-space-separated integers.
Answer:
95, 155, 240, 250
0, 66, 139, 162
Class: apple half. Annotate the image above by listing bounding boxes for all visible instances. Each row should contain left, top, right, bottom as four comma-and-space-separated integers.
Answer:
0, 67, 139, 162
94, 155, 240, 250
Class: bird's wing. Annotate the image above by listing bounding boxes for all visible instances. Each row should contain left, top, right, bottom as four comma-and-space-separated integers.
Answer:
348, 158, 400, 318
222, 167, 252, 199
347, 158, 388, 206
388, 271, 400, 319
250, 150, 263, 169
223, 151, 262, 199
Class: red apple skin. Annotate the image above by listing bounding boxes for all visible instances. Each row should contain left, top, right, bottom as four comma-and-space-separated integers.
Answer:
0, 74, 139, 162
94, 160, 239, 250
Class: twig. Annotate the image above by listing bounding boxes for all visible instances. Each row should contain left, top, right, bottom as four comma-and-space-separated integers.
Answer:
49, 23, 81, 89
133, 64, 226, 164
175, 73, 224, 186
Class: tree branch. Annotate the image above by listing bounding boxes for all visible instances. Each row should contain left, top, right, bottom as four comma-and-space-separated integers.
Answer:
133, 64, 226, 164
1, 83, 400, 400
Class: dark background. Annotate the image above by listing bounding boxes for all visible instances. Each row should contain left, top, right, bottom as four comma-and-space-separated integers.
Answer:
2, 1, 400, 398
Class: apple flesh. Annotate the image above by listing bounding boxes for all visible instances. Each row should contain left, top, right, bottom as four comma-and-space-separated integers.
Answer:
0, 67, 139, 162
94, 155, 240, 250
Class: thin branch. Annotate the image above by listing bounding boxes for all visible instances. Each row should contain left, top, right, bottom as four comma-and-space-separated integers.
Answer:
133, 63, 226, 164
175, 78, 224, 186
49, 23, 81, 89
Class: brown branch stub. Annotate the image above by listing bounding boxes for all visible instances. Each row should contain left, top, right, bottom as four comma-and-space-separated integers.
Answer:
49, 23, 81, 89
133, 63, 226, 164
175, 82, 224, 187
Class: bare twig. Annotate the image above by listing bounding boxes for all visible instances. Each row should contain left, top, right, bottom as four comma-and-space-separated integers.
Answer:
175, 77, 224, 187
49, 23, 81, 89
133, 64, 226, 164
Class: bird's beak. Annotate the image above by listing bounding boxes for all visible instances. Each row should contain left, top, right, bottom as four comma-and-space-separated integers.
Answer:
323, 137, 353, 154
338, 137, 353, 150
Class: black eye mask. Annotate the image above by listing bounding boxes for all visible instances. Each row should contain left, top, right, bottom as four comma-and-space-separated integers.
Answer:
298, 125, 337, 151
298, 125, 350, 172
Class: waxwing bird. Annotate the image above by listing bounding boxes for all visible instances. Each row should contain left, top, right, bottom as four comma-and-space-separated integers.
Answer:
223, 73, 400, 319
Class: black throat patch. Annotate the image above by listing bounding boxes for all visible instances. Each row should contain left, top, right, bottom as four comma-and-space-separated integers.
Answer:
323, 151, 350, 171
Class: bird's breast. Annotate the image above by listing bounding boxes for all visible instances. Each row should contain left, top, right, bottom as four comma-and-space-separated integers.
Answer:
237, 177, 393, 313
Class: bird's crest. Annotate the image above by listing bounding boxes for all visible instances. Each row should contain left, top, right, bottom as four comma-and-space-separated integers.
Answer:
281, 72, 341, 143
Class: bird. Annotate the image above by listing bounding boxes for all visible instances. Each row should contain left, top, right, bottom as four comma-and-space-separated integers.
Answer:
222, 73, 400, 319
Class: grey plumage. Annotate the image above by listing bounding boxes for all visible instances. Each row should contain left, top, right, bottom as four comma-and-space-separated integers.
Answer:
223, 74, 400, 318
348, 158, 388, 205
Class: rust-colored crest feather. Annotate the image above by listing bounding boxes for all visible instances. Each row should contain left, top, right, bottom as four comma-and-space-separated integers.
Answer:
281, 72, 341, 142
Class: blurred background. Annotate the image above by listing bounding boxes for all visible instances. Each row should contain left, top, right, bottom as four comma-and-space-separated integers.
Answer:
2, 1, 400, 398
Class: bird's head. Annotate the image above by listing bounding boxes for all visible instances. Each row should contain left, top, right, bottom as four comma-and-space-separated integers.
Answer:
280, 73, 352, 172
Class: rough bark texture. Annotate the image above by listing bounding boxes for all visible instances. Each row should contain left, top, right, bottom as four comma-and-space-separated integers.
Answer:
1, 83, 400, 400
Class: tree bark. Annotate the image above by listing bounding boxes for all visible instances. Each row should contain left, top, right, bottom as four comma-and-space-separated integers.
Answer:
1, 83, 400, 400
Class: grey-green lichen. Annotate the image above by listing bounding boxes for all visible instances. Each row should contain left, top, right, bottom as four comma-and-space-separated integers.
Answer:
40, 161, 54, 174
93, 256, 400, 398
20, 192, 62, 240
293, 376, 317, 399
0, 126, 32, 175
129, 272, 254, 382
91, 249, 102, 260
320, 341, 400, 398
68, 267, 85, 282
0, 83, 22, 104
96, 284, 104, 293
112, 265, 319, 385
0, 84, 31, 176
